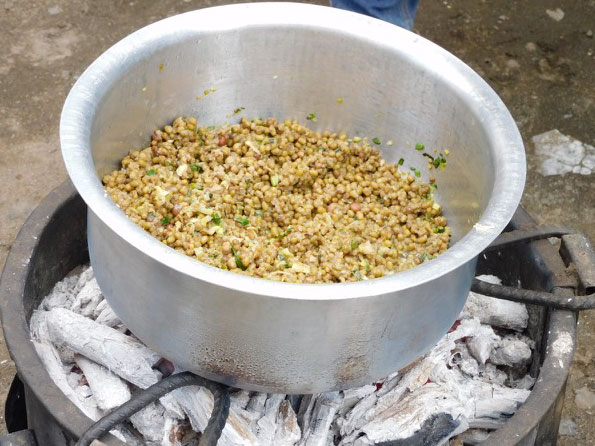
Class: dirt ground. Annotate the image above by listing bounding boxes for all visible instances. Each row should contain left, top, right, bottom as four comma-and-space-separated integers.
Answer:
0, 0, 593, 443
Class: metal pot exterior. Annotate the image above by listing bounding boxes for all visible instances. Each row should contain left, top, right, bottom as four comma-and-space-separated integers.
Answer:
61, 3, 525, 392
89, 208, 474, 392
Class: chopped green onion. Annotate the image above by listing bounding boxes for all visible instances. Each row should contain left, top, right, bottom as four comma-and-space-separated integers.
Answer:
190, 163, 203, 173
432, 155, 447, 169
434, 227, 446, 233
364, 262, 371, 272
276, 226, 293, 239
334, 148, 341, 153
270, 174, 279, 186
231, 247, 247, 271
160, 216, 170, 225
398, 158, 405, 166
245, 180, 252, 188
212, 213, 222, 225
410, 167, 421, 177
351, 240, 360, 251
146, 169, 156, 176
415, 143, 425, 151
353, 270, 363, 281
235, 217, 250, 226
233, 107, 245, 114
306, 113, 317, 122
372, 137, 381, 145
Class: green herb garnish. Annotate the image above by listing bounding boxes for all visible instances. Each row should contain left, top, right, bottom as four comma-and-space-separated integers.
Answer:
351, 240, 360, 251
212, 213, 222, 225
276, 226, 293, 239
431, 155, 447, 169
233, 107, 245, 114
410, 167, 421, 177
415, 143, 425, 151
433, 227, 446, 233
398, 158, 405, 166
231, 247, 247, 271
190, 163, 203, 173
160, 216, 170, 225
146, 169, 156, 176
353, 270, 363, 281
235, 217, 250, 226
372, 137, 381, 145
306, 113, 317, 122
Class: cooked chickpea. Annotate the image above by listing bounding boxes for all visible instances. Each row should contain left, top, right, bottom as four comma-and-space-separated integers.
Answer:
103, 116, 450, 283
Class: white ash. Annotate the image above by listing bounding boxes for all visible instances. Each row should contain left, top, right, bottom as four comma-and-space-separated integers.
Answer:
463, 275, 529, 331
532, 129, 595, 176
32, 266, 536, 445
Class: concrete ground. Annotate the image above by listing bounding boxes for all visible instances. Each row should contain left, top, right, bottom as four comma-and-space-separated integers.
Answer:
0, 0, 593, 443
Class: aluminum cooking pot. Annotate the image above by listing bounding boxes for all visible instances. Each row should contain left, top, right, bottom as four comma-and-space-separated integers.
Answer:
60, 3, 525, 393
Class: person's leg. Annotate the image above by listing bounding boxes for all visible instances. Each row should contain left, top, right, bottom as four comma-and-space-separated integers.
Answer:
331, 0, 419, 30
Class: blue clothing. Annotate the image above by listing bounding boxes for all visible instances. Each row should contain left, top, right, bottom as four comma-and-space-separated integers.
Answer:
332, 0, 419, 30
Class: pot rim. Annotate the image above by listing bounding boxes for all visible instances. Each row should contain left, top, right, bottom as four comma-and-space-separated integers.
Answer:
60, 2, 526, 300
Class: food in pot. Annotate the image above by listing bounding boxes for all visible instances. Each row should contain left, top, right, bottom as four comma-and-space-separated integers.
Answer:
102, 117, 450, 283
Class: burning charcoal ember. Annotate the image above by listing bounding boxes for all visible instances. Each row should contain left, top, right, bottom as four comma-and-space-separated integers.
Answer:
32, 341, 103, 421
74, 265, 96, 294
75, 354, 131, 411
71, 277, 103, 317
274, 400, 301, 446
459, 356, 480, 377
33, 268, 539, 445
160, 393, 186, 420
230, 390, 251, 411
339, 385, 376, 417
254, 394, 286, 444
463, 275, 529, 331
466, 326, 500, 365
44, 308, 161, 388
489, 337, 532, 367
481, 363, 508, 386
164, 418, 194, 446
340, 387, 465, 445
471, 385, 530, 426
171, 385, 259, 446
298, 391, 342, 446
246, 392, 268, 414
93, 298, 109, 318
95, 305, 122, 328
296, 394, 315, 432
128, 401, 170, 444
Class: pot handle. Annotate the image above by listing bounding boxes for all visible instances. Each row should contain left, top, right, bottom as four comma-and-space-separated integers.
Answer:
0, 430, 37, 446
471, 226, 595, 311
